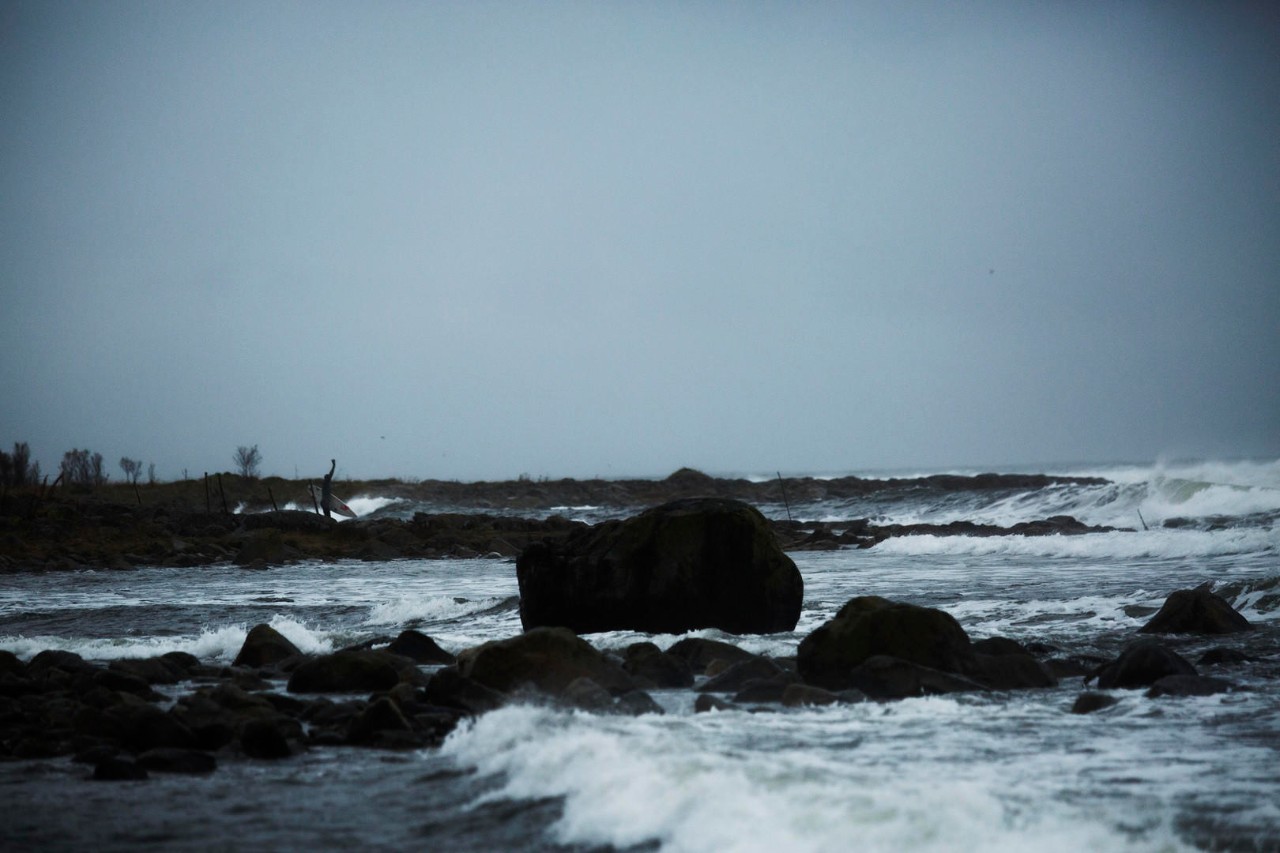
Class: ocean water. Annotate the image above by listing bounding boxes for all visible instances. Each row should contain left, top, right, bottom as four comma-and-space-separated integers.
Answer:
2, 460, 1278, 852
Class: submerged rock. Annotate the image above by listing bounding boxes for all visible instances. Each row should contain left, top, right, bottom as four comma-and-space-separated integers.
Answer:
1070, 692, 1119, 714
516, 498, 803, 635
1145, 674, 1235, 698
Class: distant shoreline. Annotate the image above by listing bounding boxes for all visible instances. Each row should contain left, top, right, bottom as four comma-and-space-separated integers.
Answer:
0, 469, 1121, 574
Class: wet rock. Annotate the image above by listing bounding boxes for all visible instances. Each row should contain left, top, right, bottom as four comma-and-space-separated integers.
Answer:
615, 690, 664, 716
239, 718, 293, 759
385, 630, 455, 665
27, 649, 96, 676
797, 597, 974, 691
694, 694, 733, 713
92, 756, 149, 781
561, 677, 614, 712
137, 747, 217, 774
698, 657, 792, 694
161, 651, 202, 672
456, 627, 637, 697
1089, 641, 1198, 689
346, 697, 414, 745
109, 656, 188, 685
665, 637, 760, 674
0, 650, 23, 675
781, 683, 842, 707
1145, 674, 1235, 698
968, 652, 1057, 690
233, 530, 299, 566
844, 655, 985, 700
971, 637, 1030, 657
1044, 655, 1106, 680
356, 540, 402, 562
101, 697, 197, 752
731, 678, 796, 704
91, 668, 162, 700
286, 650, 403, 694
1139, 585, 1252, 635
423, 668, 508, 715
1071, 692, 1119, 714
233, 624, 303, 669
621, 642, 694, 689
1198, 647, 1255, 666
517, 498, 803, 635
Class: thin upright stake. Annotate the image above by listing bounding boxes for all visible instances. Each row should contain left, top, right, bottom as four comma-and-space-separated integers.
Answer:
777, 471, 793, 523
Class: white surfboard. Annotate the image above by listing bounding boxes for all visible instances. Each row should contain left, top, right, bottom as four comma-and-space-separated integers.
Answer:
308, 484, 358, 519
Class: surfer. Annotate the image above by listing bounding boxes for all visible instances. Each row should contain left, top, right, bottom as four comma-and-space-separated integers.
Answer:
321, 459, 335, 518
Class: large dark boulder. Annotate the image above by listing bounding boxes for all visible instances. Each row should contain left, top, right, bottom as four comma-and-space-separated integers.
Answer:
516, 498, 803, 635
456, 627, 636, 697
1139, 585, 1252, 635
1089, 641, 1197, 689
797, 597, 974, 690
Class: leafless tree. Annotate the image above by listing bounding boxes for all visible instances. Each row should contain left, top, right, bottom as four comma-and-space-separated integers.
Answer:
119, 457, 144, 485
61, 448, 108, 487
234, 445, 262, 479
0, 442, 38, 488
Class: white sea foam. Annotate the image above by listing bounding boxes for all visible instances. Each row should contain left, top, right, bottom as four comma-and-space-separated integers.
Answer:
872, 527, 1277, 561
364, 594, 511, 626
1, 614, 335, 663
442, 704, 1193, 852
344, 495, 403, 516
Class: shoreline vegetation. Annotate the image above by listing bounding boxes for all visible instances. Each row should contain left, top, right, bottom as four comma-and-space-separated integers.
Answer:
0, 468, 1120, 573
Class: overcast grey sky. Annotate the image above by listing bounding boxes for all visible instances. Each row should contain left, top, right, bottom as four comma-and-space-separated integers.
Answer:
2, 2, 1277, 482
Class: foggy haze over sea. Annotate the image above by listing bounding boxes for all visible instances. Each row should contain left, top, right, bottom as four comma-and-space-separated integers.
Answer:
2, 2, 1277, 482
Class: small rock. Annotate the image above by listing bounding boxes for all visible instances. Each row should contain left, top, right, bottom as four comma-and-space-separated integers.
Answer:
240, 718, 293, 759
386, 630, 455, 665
93, 756, 149, 781
137, 748, 217, 774
1070, 692, 1119, 714
694, 694, 733, 713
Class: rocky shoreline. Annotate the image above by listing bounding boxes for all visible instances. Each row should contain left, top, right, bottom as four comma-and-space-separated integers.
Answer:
0, 582, 1269, 783
0, 469, 1122, 573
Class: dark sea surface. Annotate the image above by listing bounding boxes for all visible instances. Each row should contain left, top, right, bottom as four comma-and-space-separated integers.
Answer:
2, 460, 1278, 852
